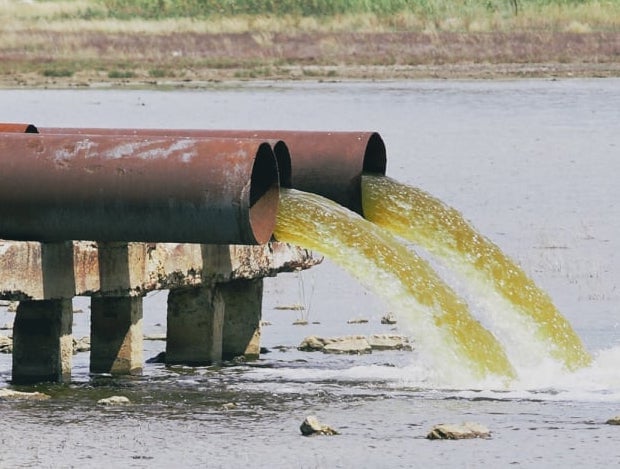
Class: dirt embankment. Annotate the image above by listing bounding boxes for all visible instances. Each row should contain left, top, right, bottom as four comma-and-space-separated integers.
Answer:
1, 30, 619, 88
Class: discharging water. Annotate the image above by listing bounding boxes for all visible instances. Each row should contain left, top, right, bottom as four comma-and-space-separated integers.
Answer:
1, 80, 620, 467
273, 188, 515, 383
362, 174, 591, 371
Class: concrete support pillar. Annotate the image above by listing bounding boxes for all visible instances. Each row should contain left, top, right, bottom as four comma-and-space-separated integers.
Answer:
90, 296, 143, 375
166, 286, 224, 365
11, 241, 75, 384
166, 278, 263, 365
90, 243, 144, 375
221, 278, 263, 361
12, 299, 73, 384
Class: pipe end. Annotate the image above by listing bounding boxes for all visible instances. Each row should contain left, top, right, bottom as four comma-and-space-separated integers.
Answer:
363, 132, 387, 175
249, 142, 280, 244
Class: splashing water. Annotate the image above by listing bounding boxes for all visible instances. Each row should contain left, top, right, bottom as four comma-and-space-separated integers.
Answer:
361, 174, 591, 371
274, 188, 516, 383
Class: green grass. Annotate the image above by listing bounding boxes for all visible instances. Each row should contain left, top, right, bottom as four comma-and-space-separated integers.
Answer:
107, 69, 136, 78
76, 0, 619, 33
8, 0, 618, 33
95, 0, 615, 20
41, 68, 75, 78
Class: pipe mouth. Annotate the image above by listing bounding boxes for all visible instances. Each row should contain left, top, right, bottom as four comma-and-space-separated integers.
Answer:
0, 123, 39, 133
272, 140, 292, 188
249, 142, 280, 244
363, 132, 387, 175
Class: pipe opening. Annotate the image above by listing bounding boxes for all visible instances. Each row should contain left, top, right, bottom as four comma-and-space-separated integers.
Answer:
272, 140, 292, 188
0, 123, 39, 133
362, 132, 387, 175
249, 142, 280, 244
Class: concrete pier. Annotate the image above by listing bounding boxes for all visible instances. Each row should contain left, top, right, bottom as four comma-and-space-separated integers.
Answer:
12, 299, 73, 384
220, 278, 263, 361
11, 242, 75, 384
166, 286, 225, 365
166, 278, 263, 365
0, 240, 319, 383
90, 243, 145, 375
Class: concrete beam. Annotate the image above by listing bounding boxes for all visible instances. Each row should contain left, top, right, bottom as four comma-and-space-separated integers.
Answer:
0, 241, 319, 300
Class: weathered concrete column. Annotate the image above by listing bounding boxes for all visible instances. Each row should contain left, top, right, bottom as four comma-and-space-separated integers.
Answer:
12, 299, 73, 384
90, 296, 143, 374
220, 278, 263, 361
11, 241, 74, 384
166, 278, 263, 365
166, 286, 225, 365
90, 243, 145, 375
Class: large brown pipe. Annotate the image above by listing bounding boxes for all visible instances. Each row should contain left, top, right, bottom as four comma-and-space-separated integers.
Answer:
0, 133, 280, 244
33, 127, 387, 215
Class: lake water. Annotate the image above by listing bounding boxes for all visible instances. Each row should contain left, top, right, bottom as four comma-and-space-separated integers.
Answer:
1, 79, 620, 467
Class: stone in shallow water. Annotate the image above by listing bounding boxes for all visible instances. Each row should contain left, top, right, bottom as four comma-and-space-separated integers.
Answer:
97, 395, 131, 406
323, 336, 371, 355
606, 416, 620, 425
347, 318, 369, 324
300, 416, 339, 436
367, 334, 412, 351
298, 334, 412, 354
73, 336, 90, 353
0, 335, 12, 353
0, 389, 50, 400
381, 312, 397, 324
427, 422, 491, 440
298, 335, 325, 351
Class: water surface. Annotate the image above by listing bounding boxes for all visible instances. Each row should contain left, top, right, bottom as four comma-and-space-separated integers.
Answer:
1, 79, 620, 467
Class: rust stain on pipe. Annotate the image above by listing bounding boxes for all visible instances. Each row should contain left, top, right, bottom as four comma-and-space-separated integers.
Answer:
37, 127, 387, 215
0, 133, 280, 244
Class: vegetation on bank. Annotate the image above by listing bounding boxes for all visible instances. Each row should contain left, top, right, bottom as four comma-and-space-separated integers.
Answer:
2, 0, 620, 32
1, 0, 619, 84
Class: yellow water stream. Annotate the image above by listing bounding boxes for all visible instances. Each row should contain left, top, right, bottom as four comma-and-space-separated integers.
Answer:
274, 188, 516, 382
361, 174, 591, 371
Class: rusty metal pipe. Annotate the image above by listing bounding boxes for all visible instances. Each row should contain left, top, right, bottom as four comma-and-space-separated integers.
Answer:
35, 127, 387, 215
0, 133, 281, 244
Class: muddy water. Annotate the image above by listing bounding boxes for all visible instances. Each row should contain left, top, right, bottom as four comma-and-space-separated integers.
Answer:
1, 80, 620, 467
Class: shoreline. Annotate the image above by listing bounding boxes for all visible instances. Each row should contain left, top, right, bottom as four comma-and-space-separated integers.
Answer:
1, 30, 619, 89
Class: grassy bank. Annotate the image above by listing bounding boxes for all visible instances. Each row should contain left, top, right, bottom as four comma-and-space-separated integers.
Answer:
3, 0, 620, 32
0, 0, 619, 86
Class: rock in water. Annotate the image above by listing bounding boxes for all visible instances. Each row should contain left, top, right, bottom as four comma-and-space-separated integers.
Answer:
300, 415, 339, 436
73, 336, 91, 354
367, 334, 412, 351
607, 416, 620, 425
298, 335, 326, 351
381, 312, 397, 324
0, 335, 12, 353
0, 389, 51, 400
146, 351, 166, 363
427, 422, 491, 440
97, 396, 131, 406
347, 318, 369, 324
323, 336, 371, 355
